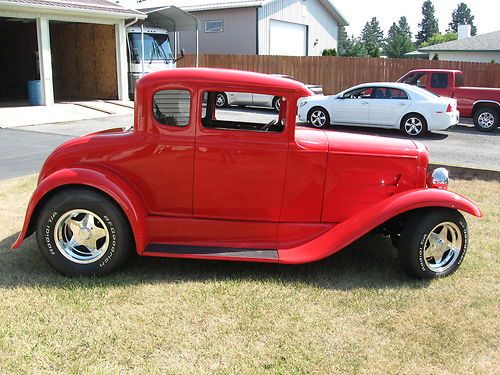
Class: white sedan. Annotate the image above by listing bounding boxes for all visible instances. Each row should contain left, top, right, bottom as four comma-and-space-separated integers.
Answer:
298, 82, 459, 137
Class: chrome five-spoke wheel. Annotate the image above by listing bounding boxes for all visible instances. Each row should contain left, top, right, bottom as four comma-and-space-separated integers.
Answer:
423, 222, 462, 273
477, 112, 494, 129
398, 209, 468, 279
55, 209, 109, 264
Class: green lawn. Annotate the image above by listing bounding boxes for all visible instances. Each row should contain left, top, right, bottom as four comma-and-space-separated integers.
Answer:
0, 175, 498, 374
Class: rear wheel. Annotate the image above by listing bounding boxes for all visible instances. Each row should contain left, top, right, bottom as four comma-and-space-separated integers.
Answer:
215, 92, 228, 108
36, 188, 133, 276
400, 113, 427, 137
473, 107, 498, 132
307, 107, 330, 129
398, 209, 468, 279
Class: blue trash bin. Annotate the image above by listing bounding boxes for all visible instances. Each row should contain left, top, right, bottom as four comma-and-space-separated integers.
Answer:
27, 80, 43, 106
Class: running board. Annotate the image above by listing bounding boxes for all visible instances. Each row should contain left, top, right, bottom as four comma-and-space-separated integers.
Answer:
144, 244, 278, 260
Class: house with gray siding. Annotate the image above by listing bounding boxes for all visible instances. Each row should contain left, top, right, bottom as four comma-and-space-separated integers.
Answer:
136, 0, 348, 56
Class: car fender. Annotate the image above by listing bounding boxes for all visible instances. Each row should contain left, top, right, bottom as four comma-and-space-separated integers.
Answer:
278, 188, 481, 264
11, 166, 149, 253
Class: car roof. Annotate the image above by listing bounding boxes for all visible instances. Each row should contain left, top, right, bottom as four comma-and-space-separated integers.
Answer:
339, 82, 440, 99
405, 69, 462, 74
139, 68, 311, 95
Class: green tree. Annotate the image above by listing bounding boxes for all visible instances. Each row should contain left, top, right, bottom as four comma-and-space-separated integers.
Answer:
417, 0, 439, 45
361, 17, 384, 57
337, 26, 349, 55
384, 16, 415, 58
420, 32, 458, 47
321, 48, 337, 56
448, 2, 477, 36
342, 36, 369, 57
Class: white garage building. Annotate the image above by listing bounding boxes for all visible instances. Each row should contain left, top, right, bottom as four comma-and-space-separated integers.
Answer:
136, 0, 348, 56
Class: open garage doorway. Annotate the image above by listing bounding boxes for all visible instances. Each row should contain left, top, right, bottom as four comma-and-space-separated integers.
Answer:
0, 17, 38, 106
50, 21, 118, 101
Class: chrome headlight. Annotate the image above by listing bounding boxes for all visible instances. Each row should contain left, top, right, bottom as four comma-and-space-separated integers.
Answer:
427, 167, 449, 189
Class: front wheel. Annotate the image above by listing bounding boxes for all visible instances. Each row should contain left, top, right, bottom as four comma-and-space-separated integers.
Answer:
36, 188, 133, 276
272, 96, 281, 112
398, 209, 468, 279
400, 113, 427, 137
307, 107, 330, 129
473, 107, 498, 132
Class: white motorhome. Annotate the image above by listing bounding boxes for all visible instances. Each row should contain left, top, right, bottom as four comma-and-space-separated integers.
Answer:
126, 26, 183, 96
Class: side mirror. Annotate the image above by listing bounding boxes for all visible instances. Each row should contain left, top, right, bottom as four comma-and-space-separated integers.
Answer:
175, 48, 185, 62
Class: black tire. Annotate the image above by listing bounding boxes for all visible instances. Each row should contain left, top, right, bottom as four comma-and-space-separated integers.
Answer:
272, 96, 281, 112
398, 208, 468, 279
35, 188, 133, 276
400, 113, 428, 137
215, 92, 228, 108
473, 107, 498, 132
307, 107, 330, 129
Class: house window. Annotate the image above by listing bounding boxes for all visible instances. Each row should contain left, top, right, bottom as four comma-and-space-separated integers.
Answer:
205, 20, 224, 33
153, 90, 190, 127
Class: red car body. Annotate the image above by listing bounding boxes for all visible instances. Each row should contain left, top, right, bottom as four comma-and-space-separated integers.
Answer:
398, 69, 500, 130
13, 69, 481, 271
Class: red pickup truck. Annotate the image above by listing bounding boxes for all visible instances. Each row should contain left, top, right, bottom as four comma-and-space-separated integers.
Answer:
398, 69, 500, 132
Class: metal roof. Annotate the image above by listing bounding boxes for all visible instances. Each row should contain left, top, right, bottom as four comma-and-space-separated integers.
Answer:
138, 5, 198, 31
0, 0, 145, 18
419, 30, 500, 52
137, 0, 349, 26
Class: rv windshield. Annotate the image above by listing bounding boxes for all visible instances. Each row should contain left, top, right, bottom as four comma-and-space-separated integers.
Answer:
128, 33, 174, 63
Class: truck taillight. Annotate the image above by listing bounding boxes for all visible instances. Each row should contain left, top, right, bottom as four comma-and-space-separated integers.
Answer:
446, 103, 453, 112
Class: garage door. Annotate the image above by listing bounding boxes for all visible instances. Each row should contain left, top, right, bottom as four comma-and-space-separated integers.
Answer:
269, 19, 307, 56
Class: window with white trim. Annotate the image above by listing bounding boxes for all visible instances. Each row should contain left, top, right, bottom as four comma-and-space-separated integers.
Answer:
205, 20, 224, 33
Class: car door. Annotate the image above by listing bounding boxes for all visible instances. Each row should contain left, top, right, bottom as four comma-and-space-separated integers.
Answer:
252, 93, 273, 107
227, 91, 253, 106
331, 87, 372, 124
369, 87, 411, 127
194, 90, 289, 222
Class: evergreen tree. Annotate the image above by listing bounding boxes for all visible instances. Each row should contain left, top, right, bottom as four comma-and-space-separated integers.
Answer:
384, 17, 415, 58
337, 26, 349, 55
416, 0, 439, 45
361, 17, 384, 57
448, 2, 477, 36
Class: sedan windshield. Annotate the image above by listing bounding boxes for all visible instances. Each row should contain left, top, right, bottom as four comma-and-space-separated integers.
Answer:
128, 33, 174, 63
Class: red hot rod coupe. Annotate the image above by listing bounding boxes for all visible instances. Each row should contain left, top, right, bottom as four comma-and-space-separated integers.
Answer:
12, 69, 481, 279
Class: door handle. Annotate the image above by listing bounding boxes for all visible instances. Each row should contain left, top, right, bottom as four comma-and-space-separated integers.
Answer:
398, 102, 406, 106
361, 101, 369, 105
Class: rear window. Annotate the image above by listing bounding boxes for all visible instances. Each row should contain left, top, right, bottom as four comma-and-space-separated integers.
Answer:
431, 73, 448, 89
152, 89, 190, 126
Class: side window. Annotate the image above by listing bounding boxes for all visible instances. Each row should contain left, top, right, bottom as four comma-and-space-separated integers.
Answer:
401, 73, 427, 87
205, 20, 224, 33
343, 87, 373, 99
431, 73, 448, 89
200, 91, 284, 133
153, 90, 190, 126
388, 88, 408, 99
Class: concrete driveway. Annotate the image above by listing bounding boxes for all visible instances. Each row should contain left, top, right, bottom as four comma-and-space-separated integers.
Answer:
0, 107, 498, 181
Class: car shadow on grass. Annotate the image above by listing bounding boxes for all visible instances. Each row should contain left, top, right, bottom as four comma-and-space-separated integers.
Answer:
0, 232, 430, 290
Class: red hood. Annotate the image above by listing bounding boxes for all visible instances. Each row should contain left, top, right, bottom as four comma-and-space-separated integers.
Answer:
325, 131, 418, 158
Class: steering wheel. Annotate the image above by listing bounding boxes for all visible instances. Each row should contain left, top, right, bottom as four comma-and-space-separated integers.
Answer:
261, 119, 277, 132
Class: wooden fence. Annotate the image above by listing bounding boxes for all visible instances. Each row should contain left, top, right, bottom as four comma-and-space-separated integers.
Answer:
178, 54, 500, 95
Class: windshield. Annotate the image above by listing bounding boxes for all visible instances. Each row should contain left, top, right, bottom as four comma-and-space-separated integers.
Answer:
128, 32, 174, 63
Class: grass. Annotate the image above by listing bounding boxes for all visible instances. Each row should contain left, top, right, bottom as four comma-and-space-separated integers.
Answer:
0, 175, 498, 374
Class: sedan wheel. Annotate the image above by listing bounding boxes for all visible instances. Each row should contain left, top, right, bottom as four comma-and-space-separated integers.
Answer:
215, 93, 227, 108
308, 107, 330, 129
401, 114, 427, 137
